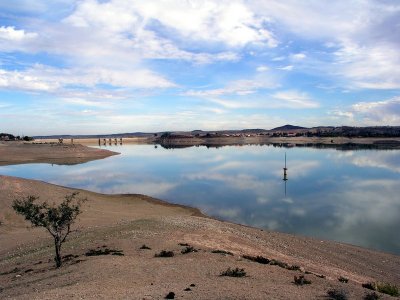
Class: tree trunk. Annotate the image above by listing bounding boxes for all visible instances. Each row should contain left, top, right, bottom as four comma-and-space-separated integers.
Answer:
54, 237, 62, 268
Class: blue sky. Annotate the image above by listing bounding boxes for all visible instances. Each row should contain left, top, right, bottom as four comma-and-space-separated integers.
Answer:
0, 0, 399, 135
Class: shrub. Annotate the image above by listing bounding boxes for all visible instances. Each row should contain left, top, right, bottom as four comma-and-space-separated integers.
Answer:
362, 282, 375, 290
85, 248, 124, 256
139, 244, 151, 250
327, 289, 348, 300
362, 282, 399, 297
375, 282, 399, 297
211, 250, 233, 256
364, 292, 380, 300
181, 246, 198, 254
220, 267, 246, 277
155, 250, 174, 257
165, 291, 175, 299
270, 259, 288, 269
293, 275, 311, 285
338, 276, 349, 283
242, 255, 270, 264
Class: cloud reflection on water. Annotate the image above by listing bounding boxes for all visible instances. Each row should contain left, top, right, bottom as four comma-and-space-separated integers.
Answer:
0, 144, 399, 254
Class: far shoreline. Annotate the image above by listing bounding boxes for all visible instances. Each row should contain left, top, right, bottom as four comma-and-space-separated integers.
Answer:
31, 136, 400, 149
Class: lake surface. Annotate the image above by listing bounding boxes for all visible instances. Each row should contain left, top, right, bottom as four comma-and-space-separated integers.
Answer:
1, 144, 399, 255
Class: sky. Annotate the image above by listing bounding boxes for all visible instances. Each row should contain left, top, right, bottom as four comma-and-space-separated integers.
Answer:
0, 0, 399, 135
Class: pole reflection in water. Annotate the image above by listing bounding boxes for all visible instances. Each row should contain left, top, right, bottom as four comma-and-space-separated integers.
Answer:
283, 152, 288, 196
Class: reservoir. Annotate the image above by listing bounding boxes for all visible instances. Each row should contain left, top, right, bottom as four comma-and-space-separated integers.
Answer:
1, 144, 399, 255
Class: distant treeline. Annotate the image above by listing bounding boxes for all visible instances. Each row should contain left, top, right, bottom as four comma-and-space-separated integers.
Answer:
306, 126, 400, 138
0, 133, 34, 141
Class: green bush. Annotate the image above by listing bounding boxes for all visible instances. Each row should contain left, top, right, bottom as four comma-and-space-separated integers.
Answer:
376, 282, 399, 297
362, 282, 399, 297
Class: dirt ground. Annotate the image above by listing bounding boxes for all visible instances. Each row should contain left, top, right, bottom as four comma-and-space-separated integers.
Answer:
1, 175, 399, 299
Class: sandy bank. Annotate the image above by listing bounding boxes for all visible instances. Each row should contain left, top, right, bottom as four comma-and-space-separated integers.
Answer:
0, 142, 119, 166
0, 175, 399, 299
35, 137, 151, 146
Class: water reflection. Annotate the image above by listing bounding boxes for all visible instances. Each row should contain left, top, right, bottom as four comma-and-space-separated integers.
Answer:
0, 144, 399, 255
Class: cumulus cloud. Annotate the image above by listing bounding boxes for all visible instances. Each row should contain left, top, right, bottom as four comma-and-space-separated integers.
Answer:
0, 65, 175, 93
250, 1, 400, 89
0, 26, 38, 52
352, 97, 400, 123
0, 26, 37, 41
329, 97, 400, 125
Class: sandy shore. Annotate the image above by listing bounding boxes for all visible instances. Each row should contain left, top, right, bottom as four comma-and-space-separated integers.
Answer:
1, 178, 399, 299
0, 144, 399, 299
0, 141, 119, 166
34, 137, 152, 146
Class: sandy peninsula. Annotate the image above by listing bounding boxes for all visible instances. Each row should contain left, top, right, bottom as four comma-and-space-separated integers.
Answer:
0, 144, 399, 299
0, 141, 119, 166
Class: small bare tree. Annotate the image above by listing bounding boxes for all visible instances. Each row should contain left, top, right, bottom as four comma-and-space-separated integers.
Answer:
12, 193, 86, 268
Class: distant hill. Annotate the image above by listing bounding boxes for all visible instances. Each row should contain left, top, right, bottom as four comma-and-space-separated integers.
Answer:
271, 124, 308, 131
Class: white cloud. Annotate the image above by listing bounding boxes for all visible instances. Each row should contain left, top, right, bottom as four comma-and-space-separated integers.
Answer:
328, 97, 400, 125
256, 65, 269, 72
0, 68, 57, 92
272, 56, 285, 61
185, 75, 278, 98
249, 1, 400, 90
291, 53, 306, 60
0, 26, 37, 41
329, 110, 354, 119
0, 26, 38, 52
0, 65, 175, 93
130, 0, 277, 48
277, 65, 293, 71
351, 97, 400, 124
271, 90, 319, 108
334, 41, 400, 89
4, 0, 279, 51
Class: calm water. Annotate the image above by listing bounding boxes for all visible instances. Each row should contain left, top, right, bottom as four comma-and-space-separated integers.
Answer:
1, 144, 399, 255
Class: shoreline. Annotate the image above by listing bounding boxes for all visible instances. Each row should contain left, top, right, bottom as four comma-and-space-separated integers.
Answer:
34, 136, 400, 149
1, 175, 399, 299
